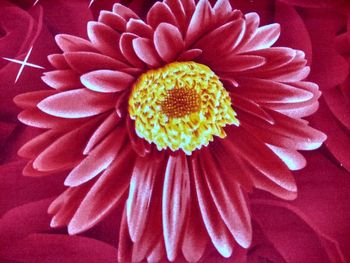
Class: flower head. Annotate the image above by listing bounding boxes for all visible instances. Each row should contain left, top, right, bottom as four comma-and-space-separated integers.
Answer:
15, 0, 326, 261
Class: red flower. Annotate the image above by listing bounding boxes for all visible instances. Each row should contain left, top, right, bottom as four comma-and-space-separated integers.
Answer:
13, 0, 327, 261
0, 0, 350, 262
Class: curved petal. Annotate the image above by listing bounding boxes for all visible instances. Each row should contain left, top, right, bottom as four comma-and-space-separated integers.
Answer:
64, 51, 128, 74
154, 22, 184, 62
126, 156, 158, 243
191, 156, 234, 258
55, 34, 97, 52
200, 149, 252, 248
241, 23, 281, 52
68, 147, 134, 234
38, 89, 116, 118
147, 2, 178, 29
98, 10, 126, 32
81, 70, 134, 93
185, 0, 214, 47
226, 126, 297, 192
132, 37, 162, 67
64, 128, 126, 187
162, 153, 190, 261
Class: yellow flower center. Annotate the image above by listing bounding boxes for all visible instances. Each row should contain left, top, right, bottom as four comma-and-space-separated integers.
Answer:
128, 61, 239, 155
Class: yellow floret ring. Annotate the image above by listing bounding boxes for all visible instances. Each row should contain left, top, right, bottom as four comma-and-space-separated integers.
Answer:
128, 61, 239, 155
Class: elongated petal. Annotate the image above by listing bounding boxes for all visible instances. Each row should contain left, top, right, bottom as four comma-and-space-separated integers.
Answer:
191, 156, 234, 258
64, 128, 126, 187
33, 118, 101, 171
185, 0, 214, 47
18, 130, 62, 159
240, 109, 327, 150
267, 144, 306, 171
126, 19, 153, 39
232, 78, 314, 103
182, 171, 209, 262
84, 111, 121, 154
81, 70, 134, 93
55, 34, 97, 52
241, 23, 280, 52
68, 147, 134, 234
226, 126, 297, 192
126, 156, 158, 242
14, 90, 57, 109
200, 149, 252, 248
64, 52, 128, 74
42, 70, 81, 90
48, 54, 69, 69
163, 153, 190, 261
38, 89, 116, 118
196, 19, 245, 61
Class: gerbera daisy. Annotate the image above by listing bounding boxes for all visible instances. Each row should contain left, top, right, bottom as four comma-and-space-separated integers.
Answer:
14, 0, 326, 261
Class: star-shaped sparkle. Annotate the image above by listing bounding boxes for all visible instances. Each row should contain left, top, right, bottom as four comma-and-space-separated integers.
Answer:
33, 0, 40, 6
89, 0, 97, 8
2, 46, 44, 84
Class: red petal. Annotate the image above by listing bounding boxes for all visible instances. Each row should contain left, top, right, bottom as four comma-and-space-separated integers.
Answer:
240, 109, 326, 150
47, 54, 69, 69
212, 54, 265, 72
87, 22, 124, 61
38, 89, 116, 118
232, 78, 314, 104
18, 130, 62, 159
185, 0, 214, 47
181, 178, 209, 262
55, 34, 97, 52
119, 33, 146, 68
200, 149, 252, 248
163, 153, 190, 261
33, 117, 101, 171
241, 23, 281, 52
98, 10, 126, 32
84, 111, 121, 154
41, 70, 81, 90
226, 126, 297, 192
18, 108, 84, 129
118, 208, 133, 263
132, 37, 162, 67
126, 18, 153, 39
112, 3, 139, 20
64, 128, 126, 187
196, 19, 246, 61
64, 51, 128, 74
126, 156, 158, 242
267, 144, 306, 171
81, 70, 134, 93
147, 2, 178, 29
154, 22, 184, 62
178, 48, 202, 61
68, 147, 134, 234
14, 90, 57, 109
191, 156, 234, 258
230, 93, 274, 124
164, 0, 188, 34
